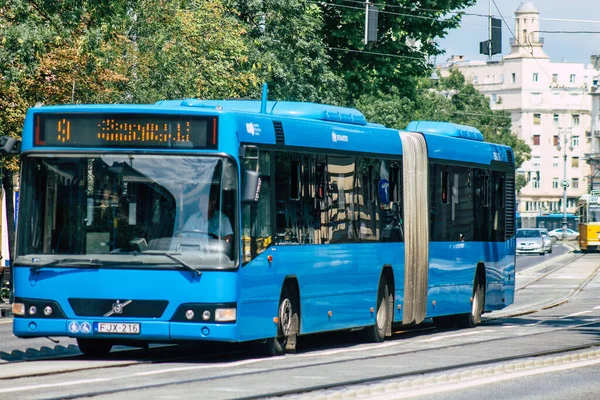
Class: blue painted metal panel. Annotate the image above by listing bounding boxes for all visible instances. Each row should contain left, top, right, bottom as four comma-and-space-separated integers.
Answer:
12, 267, 242, 340
424, 132, 511, 165
407, 120, 484, 141
15, 100, 516, 345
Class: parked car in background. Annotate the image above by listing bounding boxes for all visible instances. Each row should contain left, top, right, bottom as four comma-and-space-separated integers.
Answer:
516, 228, 551, 255
548, 228, 579, 242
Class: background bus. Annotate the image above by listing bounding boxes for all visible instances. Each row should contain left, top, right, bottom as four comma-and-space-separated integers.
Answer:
577, 191, 600, 251
6, 96, 516, 356
516, 213, 578, 231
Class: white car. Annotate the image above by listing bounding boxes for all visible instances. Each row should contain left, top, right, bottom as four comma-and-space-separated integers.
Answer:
548, 228, 579, 242
516, 228, 552, 255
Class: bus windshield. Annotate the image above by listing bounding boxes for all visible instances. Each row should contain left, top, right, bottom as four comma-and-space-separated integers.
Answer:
17, 154, 237, 269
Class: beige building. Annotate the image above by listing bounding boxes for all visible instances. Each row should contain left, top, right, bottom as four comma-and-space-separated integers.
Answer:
440, 1, 597, 221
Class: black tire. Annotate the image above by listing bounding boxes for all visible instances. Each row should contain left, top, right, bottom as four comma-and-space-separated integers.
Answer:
265, 289, 298, 356
364, 277, 391, 343
458, 279, 485, 328
549, 246, 553, 254
77, 338, 113, 357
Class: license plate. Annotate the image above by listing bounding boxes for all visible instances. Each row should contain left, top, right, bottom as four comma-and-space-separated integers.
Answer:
96, 322, 140, 334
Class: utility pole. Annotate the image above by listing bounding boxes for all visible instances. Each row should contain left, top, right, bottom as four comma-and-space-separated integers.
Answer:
488, 0, 492, 61
479, 0, 501, 58
558, 127, 573, 238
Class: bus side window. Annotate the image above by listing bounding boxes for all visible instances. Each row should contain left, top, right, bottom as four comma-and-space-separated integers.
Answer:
242, 152, 272, 264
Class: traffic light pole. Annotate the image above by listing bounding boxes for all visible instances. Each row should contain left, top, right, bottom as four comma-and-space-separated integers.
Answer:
488, 0, 492, 60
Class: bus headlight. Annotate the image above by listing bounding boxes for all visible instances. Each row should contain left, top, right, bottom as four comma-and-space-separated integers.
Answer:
12, 303, 25, 316
215, 308, 236, 322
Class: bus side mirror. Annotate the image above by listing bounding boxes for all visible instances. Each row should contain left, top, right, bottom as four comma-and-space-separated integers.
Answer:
0, 136, 20, 155
242, 170, 261, 204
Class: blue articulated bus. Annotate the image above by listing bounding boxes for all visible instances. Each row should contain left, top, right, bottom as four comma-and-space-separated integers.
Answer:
8, 93, 515, 356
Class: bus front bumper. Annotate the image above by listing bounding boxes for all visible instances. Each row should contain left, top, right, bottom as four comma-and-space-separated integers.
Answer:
13, 318, 239, 342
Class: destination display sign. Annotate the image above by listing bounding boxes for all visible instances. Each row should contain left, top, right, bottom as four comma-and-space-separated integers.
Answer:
35, 114, 217, 149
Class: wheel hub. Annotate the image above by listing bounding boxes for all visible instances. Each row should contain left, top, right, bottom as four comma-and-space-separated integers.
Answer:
279, 298, 292, 336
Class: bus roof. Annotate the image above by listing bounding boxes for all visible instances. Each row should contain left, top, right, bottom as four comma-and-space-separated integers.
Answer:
156, 99, 368, 126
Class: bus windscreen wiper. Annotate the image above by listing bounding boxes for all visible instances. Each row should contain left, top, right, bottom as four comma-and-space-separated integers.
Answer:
28, 258, 106, 273
146, 252, 201, 277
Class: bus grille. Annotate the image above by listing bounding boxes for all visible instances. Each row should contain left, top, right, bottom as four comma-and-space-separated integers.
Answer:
68, 298, 169, 318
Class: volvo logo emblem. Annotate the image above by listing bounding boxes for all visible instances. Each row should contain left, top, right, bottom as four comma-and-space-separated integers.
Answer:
104, 300, 133, 317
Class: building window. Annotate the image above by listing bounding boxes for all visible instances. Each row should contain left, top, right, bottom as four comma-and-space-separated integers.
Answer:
532, 177, 540, 189
553, 93, 561, 104
553, 114, 559, 126
532, 156, 541, 168
553, 135, 559, 146
573, 114, 580, 126
533, 113, 541, 125
552, 178, 559, 189
570, 74, 576, 83
533, 72, 539, 82
572, 135, 580, 147
511, 73, 516, 83
572, 156, 579, 168
490, 93, 497, 104
572, 178, 579, 189
533, 135, 540, 145
552, 74, 558, 83
473, 76, 478, 84
553, 156, 559, 168
531, 93, 542, 105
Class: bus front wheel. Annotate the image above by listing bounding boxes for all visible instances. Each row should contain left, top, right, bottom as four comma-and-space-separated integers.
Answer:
77, 338, 113, 357
265, 288, 299, 356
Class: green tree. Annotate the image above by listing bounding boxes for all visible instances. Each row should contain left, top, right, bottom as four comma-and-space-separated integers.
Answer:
320, 0, 475, 103
228, 0, 346, 103
356, 69, 531, 168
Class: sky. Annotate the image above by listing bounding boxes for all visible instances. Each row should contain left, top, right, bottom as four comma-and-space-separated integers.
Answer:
438, 0, 600, 65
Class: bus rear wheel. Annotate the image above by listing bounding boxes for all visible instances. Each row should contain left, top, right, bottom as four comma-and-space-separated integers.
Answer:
77, 338, 113, 357
365, 277, 392, 343
265, 289, 299, 356
458, 279, 485, 328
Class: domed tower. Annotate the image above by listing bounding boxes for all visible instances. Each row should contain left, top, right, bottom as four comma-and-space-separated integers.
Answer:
508, 2, 548, 59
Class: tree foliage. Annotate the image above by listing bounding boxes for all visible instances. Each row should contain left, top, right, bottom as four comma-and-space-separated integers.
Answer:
356, 69, 531, 168
321, 0, 475, 103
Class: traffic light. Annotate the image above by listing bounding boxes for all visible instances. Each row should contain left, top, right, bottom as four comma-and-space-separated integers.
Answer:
479, 17, 502, 56
364, 4, 379, 45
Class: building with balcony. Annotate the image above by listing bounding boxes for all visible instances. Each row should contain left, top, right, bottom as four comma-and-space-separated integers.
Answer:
439, 1, 597, 220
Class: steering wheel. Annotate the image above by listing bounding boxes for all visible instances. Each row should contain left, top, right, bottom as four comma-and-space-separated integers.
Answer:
174, 229, 219, 239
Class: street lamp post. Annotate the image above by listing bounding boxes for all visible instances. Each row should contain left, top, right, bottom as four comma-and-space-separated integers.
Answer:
557, 127, 573, 239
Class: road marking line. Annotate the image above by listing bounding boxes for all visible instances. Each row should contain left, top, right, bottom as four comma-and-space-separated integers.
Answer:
420, 330, 495, 343
0, 320, 12, 325
133, 358, 266, 376
593, 305, 600, 309
0, 378, 111, 394
296, 340, 402, 357
559, 310, 592, 319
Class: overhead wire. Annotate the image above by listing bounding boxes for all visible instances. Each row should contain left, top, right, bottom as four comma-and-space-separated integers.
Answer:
490, 0, 575, 93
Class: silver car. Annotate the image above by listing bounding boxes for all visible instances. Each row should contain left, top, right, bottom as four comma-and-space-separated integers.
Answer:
516, 228, 552, 255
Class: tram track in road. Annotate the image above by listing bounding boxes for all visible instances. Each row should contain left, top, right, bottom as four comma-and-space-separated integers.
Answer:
3, 252, 600, 399
7, 314, 600, 399
515, 252, 586, 292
